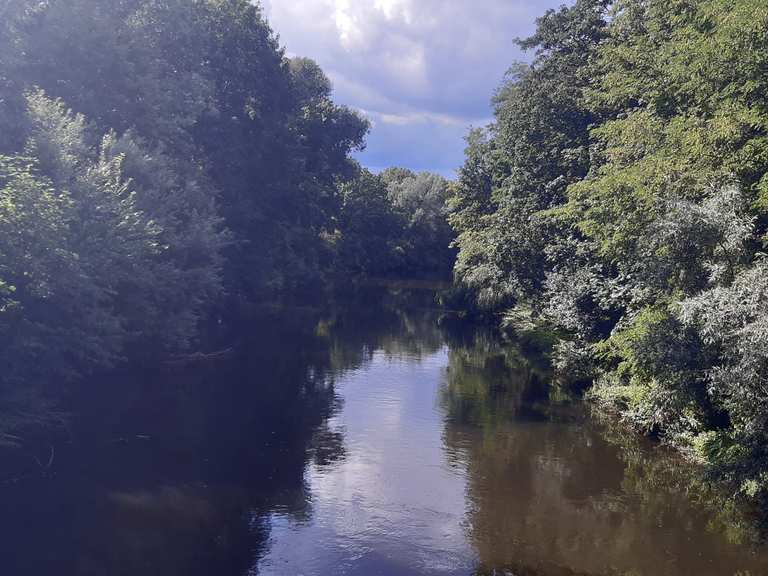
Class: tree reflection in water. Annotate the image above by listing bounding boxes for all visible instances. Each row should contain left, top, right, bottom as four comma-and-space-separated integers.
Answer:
1, 287, 767, 576
441, 325, 767, 576
1, 286, 436, 576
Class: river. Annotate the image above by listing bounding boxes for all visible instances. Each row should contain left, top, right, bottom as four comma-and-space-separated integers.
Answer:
1, 286, 767, 575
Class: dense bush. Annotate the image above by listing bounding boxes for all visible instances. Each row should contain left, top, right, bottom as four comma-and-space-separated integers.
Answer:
0, 0, 462, 442
0, 0, 371, 438
448, 0, 768, 500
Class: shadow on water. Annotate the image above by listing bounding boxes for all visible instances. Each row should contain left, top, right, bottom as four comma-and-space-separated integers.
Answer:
0, 285, 446, 576
0, 286, 767, 575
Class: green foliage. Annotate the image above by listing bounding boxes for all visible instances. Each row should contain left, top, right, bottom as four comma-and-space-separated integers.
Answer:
0, 0, 368, 440
449, 1, 609, 310
450, 0, 768, 500
677, 259, 768, 495
0, 91, 226, 415
4, 0, 368, 295
335, 168, 455, 277
335, 169, 404, 275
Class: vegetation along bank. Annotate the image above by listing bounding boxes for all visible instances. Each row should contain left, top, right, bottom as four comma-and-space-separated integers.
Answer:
1, 0, 768, 512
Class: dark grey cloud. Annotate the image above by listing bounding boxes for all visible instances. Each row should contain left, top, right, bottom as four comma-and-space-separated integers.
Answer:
262, 0, 567, 176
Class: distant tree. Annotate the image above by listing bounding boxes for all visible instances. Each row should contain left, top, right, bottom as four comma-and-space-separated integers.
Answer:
386, 171, 456, 273
336, 168, 455, 278
336, 169, 404, 275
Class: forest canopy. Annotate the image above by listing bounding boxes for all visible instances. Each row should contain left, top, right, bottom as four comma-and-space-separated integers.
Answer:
2, 0, 768, 510
0, 0, 452, 442
447, 0, 768, 502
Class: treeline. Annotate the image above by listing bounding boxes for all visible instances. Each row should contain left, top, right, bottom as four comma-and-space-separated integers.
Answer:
0, 0, 452, 441
448, 0, 768, 501
335, 168, 455, 278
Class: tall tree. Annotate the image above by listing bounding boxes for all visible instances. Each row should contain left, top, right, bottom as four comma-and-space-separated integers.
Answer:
451, 0, 768, 501
449, 0, 610, 309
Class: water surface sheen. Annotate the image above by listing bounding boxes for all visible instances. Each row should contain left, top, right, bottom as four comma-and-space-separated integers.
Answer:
2, 287, 767, 575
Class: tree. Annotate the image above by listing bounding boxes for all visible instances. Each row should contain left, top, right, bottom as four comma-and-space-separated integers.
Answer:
335, 169, 404, 275
335, 168, 456, 278
448, 0, 610, 309
6, 0, 368, 296
0, 90, 227, 440
452, 0, 768, 500
385, 170, 456, 273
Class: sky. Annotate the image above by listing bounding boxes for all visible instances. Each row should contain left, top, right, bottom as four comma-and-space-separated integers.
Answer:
262, 0, 567, 178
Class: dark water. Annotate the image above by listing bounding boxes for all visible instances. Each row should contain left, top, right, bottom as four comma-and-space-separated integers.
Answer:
2, 287, 768, 575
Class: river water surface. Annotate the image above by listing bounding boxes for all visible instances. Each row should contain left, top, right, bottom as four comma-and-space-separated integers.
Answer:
2, 287, 767, 575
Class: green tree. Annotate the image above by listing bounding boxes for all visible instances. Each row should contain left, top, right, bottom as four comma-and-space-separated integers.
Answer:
335, 169, 404, 275
452, 0, 768, 501
0, 91, 226, 440
6, 0, 368, 296
385, 169, 456, 273
335, 168, 455, 277
448, 0, 609, 309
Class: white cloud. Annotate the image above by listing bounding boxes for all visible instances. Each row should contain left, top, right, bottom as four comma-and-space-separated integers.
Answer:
373, 0, 413, 23
262, 0, 568, 173
376, 110, 471, 128
333, 0, 364, 49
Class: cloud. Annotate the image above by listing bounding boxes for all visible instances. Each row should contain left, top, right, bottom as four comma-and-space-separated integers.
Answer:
262, 0, 568, 175
376, 111, 472, 128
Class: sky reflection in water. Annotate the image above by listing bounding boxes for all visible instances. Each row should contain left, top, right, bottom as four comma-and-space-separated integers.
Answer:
2, 287, 768, 576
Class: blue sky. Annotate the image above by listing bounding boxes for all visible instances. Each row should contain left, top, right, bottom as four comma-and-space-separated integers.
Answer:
262, 1, 566, 177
